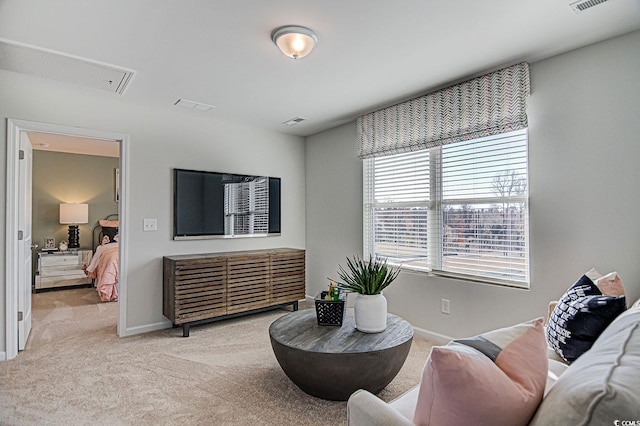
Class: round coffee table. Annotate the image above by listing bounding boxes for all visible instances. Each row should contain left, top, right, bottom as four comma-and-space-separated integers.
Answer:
269, 308, 413, 401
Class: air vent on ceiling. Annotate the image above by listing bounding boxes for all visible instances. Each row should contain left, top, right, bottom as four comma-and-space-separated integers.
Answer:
283, 117, 306, 126
0, 39, 135, 94
569, 0, 611, 13
174, 99, 215, 112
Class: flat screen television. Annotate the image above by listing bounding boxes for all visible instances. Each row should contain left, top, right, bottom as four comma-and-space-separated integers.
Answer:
173, 168, 281, 239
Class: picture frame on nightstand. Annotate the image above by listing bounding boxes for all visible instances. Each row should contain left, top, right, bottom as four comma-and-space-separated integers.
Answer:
44, 237, 55, 250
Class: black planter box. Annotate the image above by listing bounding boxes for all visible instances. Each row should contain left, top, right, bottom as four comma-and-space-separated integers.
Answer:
315, 291, 346, 326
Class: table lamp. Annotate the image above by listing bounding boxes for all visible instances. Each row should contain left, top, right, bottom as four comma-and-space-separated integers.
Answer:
60, 203, 89, 249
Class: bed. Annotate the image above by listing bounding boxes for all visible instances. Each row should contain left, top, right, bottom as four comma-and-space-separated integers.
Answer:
85, 214, 119, 302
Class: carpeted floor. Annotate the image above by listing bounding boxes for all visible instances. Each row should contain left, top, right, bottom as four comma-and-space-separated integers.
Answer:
0, 288, 435, 425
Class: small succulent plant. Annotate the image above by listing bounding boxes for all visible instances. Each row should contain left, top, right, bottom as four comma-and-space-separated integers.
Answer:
334, 254, 400, 295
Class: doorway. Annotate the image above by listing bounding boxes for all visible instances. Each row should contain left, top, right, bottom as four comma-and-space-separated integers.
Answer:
5, 119, 129, 361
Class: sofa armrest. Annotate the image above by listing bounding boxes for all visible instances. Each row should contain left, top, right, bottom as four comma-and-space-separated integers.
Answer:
347, 389, 414, 426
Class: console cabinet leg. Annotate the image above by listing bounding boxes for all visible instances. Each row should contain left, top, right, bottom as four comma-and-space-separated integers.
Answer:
293, 301, 299, 311
183, 324, 190, 337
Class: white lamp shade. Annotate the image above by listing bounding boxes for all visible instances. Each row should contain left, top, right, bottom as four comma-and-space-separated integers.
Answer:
271, 26, 319, 59
60, 203, 89, 224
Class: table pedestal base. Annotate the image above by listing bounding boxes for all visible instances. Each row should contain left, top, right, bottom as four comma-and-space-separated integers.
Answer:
269, 309, 414, 401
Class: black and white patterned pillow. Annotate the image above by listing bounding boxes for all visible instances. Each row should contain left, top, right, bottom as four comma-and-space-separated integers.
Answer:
102, 226, 119, 242
546, 274, 626, 363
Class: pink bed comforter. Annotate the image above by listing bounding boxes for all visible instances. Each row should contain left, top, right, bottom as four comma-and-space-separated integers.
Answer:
86, 244, 119, 302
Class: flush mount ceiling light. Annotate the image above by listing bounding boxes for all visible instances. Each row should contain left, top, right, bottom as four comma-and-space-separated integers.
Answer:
271, 25, 319, 59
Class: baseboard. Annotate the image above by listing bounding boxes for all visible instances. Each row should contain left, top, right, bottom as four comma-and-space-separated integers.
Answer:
0, 351, 6, 361
412, 326, 452, 345
124, 320, 172, 336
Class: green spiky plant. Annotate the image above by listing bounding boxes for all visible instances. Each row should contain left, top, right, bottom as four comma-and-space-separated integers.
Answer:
334, 254, 400, 295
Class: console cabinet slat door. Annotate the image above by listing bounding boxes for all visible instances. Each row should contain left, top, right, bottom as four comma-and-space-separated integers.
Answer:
271, 250, 306, 305
226, 254, 270, 314
166, 257, 227, 323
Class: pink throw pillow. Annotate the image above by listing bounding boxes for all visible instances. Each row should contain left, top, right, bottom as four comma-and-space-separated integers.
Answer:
595, 271, 625, 297
99, 219, 119, 228
413, 318, 548, 426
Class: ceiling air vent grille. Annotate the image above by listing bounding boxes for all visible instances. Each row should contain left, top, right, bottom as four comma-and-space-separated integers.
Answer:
569, 0, 611, 13
283, 117, 306, 126
174, 99, 215, 112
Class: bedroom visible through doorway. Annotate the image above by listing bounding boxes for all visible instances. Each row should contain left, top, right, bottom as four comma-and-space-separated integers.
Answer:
31, 139, 120, 303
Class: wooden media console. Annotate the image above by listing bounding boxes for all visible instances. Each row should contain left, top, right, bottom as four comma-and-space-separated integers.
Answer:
163, 248, 305, 336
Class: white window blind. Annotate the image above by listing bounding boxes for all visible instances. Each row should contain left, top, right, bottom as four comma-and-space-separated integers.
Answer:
364, 150, 431, 267
364, 129, 529, 286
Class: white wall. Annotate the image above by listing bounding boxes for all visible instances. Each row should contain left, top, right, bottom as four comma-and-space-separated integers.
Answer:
305, 30, 640, 339
0, 71, 306, 354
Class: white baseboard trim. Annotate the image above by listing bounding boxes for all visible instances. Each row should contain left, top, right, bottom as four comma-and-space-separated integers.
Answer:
0, 351, 6, 361
124, 321, 172, 336
412, 326, 452, 345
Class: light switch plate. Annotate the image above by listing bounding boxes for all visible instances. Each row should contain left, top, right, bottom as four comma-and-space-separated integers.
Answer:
143, 218, 157, 231
441, 299, 451, 315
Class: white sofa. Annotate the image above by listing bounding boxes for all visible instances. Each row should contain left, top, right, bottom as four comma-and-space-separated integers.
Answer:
348, 299, 640, 426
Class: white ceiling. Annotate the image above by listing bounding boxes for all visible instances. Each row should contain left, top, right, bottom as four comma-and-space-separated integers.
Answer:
1, 0, 639, 143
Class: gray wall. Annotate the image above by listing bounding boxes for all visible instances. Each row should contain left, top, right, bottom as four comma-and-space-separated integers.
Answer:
0, 69, 306, 355
305, 30, 640, 339
32, 150, 119, 251
305, 123, 362, 299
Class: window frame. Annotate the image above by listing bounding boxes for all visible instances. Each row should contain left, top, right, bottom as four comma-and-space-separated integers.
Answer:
363, 129, 530, 288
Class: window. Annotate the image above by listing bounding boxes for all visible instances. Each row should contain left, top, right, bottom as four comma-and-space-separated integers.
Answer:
364, 129, 529, 286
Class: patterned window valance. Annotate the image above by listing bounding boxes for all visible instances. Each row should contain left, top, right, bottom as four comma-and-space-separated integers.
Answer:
357, 62, 530, 159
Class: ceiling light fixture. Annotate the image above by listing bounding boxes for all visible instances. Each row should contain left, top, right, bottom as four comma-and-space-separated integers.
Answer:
271, 25, 319, 59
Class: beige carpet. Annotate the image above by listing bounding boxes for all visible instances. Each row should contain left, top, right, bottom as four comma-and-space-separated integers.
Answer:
0, 288, 435, 425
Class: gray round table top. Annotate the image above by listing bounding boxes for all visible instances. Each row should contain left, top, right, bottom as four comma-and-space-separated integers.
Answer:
269, 308, 414, 354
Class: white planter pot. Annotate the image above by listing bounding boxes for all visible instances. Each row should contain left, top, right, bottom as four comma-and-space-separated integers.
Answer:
354, 293, 387, 333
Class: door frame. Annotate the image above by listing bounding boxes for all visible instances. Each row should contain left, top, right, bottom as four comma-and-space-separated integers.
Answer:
5, 118, 129, 360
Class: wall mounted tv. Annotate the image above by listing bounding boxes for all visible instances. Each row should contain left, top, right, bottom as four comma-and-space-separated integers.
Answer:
173, 168, 281, 240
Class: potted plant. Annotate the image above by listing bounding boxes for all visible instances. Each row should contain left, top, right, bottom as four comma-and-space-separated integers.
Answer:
334, 254, 400, 333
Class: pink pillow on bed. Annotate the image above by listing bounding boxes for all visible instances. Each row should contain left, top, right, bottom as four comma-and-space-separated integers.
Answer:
413, 318, 548, 426
99, 219, 119, 227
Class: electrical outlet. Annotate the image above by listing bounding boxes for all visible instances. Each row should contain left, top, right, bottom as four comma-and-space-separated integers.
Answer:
143, 218, 157, 231
441, 299, 451, 315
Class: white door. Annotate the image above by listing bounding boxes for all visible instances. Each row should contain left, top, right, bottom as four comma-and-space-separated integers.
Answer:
18, 133, 33, 350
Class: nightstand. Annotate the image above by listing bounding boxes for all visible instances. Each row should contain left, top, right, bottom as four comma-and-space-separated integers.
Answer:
35, 250, 93, 291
